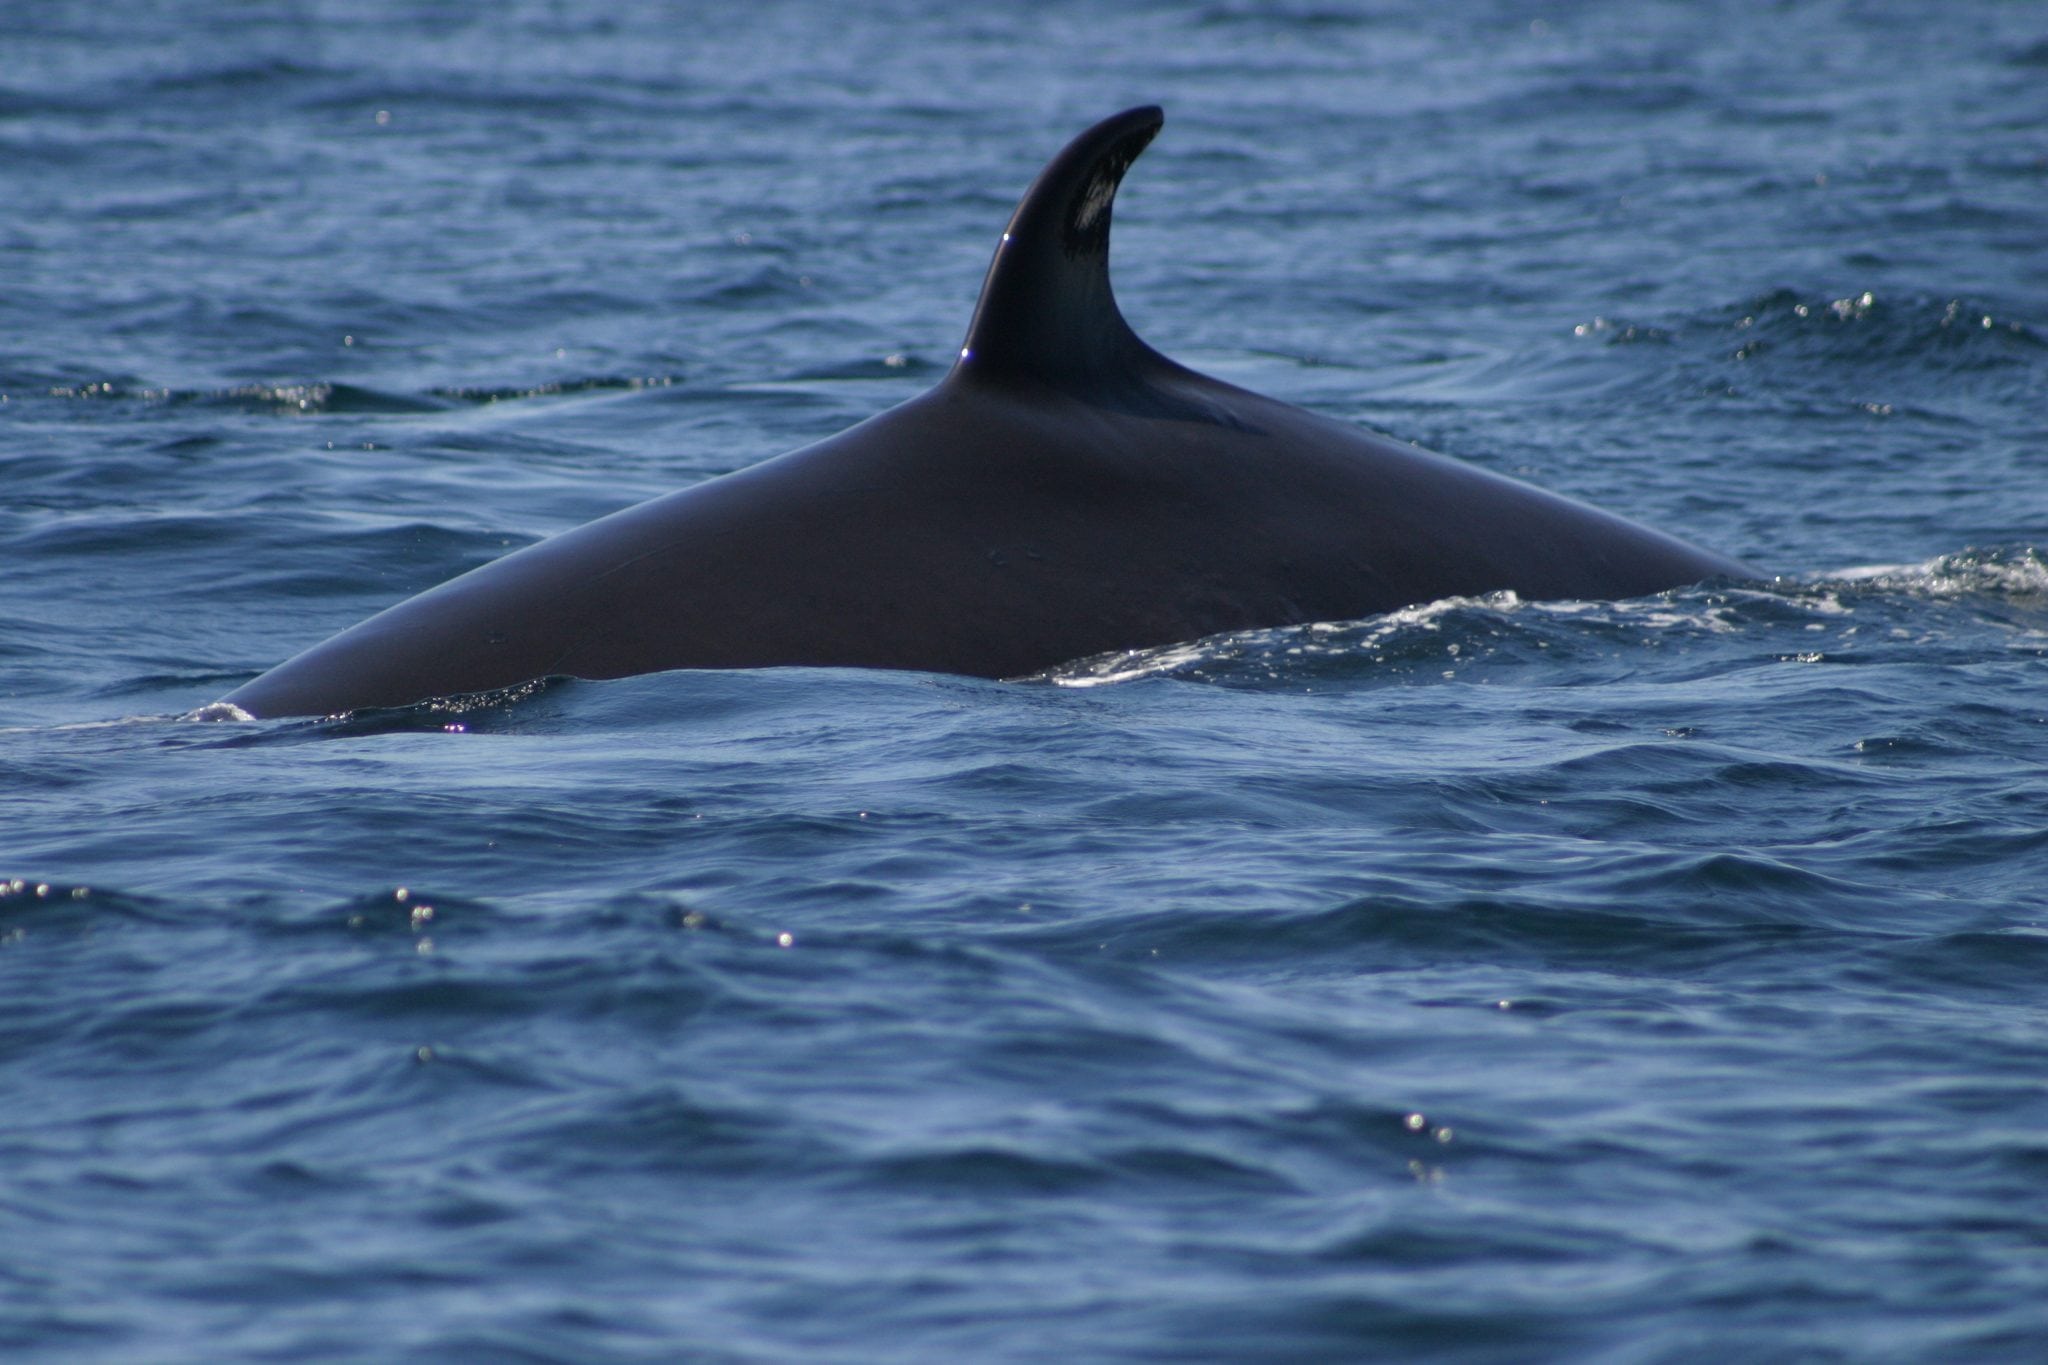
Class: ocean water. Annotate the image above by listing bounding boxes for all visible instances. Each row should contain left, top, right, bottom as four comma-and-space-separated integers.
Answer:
5, 1, 2048, 1359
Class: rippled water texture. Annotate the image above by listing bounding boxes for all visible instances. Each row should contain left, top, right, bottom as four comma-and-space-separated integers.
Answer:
5, 2, 2047, 1359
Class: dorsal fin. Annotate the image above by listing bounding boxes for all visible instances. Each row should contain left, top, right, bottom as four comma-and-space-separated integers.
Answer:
953, 106, 1165, 389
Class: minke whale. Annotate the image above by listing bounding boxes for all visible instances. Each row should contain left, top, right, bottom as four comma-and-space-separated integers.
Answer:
221, 105, 1756, 719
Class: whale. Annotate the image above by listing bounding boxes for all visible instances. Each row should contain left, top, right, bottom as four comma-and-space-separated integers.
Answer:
220, 105, 1756, 719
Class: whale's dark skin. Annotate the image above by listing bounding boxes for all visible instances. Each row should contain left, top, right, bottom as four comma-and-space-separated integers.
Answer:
221, 106, 1757, 719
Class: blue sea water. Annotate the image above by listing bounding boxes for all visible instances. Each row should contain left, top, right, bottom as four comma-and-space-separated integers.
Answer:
5, 0, 2048, 1358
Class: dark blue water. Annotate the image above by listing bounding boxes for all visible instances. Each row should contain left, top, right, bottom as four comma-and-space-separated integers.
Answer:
6, 2, 2048, 1358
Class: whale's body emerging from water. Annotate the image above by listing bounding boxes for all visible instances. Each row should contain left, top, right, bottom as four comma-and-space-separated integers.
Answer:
222, 106, 1755, 719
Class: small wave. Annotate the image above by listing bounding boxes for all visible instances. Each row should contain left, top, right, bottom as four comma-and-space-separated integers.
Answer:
1870, 928, 2048, 999
1724, 291, 2041, 425
0, 879, 167, 930
201, 383, 452, 416
317, 886, 494, 943
427, 374, 683, 405
1824, 547, 2048, 601
188, 679, 563, 743
1483, 73, 1710, 122
1719, 289, 2038, 365
686, 265, 822, 308
0, 877, 97, 907
141, 58, 342, 98
1043, 553, 2048, 691
25, 376, 684, 416
861, 1145, 1107, 1195
27, 380, 443, 415
1576, 289, 2041, 373
1190, 5, 1378, 34
1032, 887, 1867, 980
29, 377, 171, 403
783, 353, 938, 382
1042, 588, 1769, 688
1046, 592, 1532, 687
1567, 289, 2042, 422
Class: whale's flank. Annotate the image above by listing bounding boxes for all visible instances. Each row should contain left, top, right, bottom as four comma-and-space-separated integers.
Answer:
221, 107, 1756, 719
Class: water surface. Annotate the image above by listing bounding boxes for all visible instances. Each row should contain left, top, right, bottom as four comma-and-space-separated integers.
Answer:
5, 2, 2047, 1359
